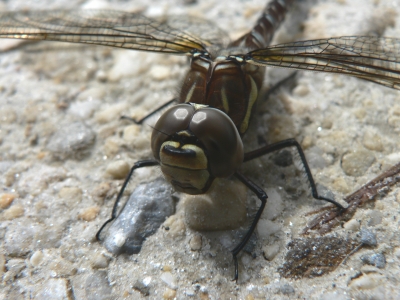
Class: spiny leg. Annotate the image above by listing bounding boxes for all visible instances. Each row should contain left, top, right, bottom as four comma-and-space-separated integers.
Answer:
96, 159, 159, 241
232, 172, 268, 281
244, 138, 345, 209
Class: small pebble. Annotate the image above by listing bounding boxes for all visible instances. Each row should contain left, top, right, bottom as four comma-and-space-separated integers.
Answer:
46, 121, 96, 160
85, 271, 112, 300
91, 253, 110, 269
69, 98, 102, 119
58, 187, 83, 207
2, 204, 24, 220
301, 135, 313, 149
33, 279, 70, 299
280, 283, 295, 295
262, 244, 280, 261
163, 287, 177, 300
343, 219, 360, 231
341, 149, 375, 177
185, 288, 196, 297
332, 177, 351, 194
245, 294, 255, 300
49, 259, 77, 277
360, 228, 377, 247
123, 125, 140, 143
34, 227, 62, 249
165, 216, 186, 237
132, 280, 150, 296
160, 272, 178, 290
365, 210, 383, 226
78, 206, 100, 221
263, 188, 284, 220
4, 224, 35, 256
257, 219, 281, 238
105, 160, 130, 179
92, 182, 112, 200
95, 102, 127, 123
360, 253, 386, 268
0, 193, 16, 209
103, 138, 120, 157
163, 265, 172, 272
30, 251, 44, 267
189, 234, 202, 251
362, 130, 384, 152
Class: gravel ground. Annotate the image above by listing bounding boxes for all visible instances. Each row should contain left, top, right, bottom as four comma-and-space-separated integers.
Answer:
1, 0, 400, 299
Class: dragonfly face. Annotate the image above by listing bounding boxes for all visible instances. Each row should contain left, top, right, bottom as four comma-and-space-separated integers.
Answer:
151, 103, 244, 194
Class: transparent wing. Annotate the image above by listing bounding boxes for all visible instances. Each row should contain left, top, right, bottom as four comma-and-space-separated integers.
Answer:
245, 36, 400, 90
0, 10, 218, 54
156, 15, 230, 50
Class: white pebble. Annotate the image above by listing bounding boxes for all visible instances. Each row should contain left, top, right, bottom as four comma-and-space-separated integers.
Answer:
160, 272, 178, 290
30, 251, 44, 267
343, 219, 360, 231
256, 219, 281, 239
263, 188, 284, 220
262, 244, 280, 261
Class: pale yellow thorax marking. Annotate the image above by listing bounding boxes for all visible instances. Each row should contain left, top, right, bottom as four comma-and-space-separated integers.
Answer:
240, 76, 258, 133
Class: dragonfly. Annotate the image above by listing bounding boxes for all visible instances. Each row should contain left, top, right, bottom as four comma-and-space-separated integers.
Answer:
1, 0, 400, 280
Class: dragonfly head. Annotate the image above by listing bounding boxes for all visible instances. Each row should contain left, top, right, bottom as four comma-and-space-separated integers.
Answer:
151, 103, 243, 195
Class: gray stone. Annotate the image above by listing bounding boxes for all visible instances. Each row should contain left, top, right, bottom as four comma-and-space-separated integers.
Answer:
85, 271, 112, 300
280, 283, 295, 295
360, 228, 377, 247
46, 121, 96, 160
33, 278, 71, 299
361, 253, 386, 268
102, 177, 175, 255
341, 149, 375, 177
4, 224, 35, 257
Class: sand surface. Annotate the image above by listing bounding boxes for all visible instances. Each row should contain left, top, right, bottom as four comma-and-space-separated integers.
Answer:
1, 0, 400, 299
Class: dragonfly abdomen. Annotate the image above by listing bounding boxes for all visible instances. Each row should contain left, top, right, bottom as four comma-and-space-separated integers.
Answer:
230, 0, 294, 50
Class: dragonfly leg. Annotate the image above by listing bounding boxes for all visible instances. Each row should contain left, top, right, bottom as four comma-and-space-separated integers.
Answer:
244, 138, 345, 210
96, 159, 159, 241
121, 98, 177, 124
232, 171, 268, 282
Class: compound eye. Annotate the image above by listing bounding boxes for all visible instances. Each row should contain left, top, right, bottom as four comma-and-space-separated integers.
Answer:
151, 104, 195, 160
190, 108, 243, 177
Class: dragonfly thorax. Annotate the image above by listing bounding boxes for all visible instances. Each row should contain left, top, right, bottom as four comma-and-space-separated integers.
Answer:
179, 55, 265, 135
151, 103, 243, 195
